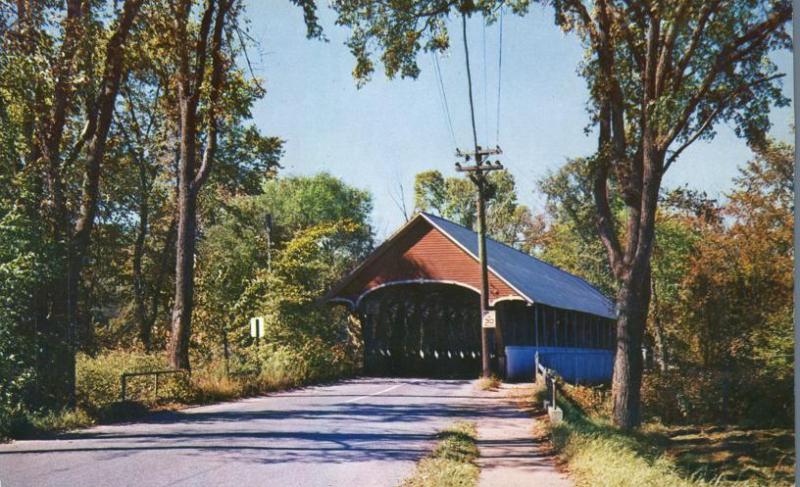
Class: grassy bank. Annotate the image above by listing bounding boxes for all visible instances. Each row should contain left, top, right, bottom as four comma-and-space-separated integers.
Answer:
534, 383, 793, 487
401, 421, 480, 487
1, 349, 354, 441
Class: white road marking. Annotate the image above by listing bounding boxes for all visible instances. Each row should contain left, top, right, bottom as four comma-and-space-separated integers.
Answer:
342, 383, 404, 403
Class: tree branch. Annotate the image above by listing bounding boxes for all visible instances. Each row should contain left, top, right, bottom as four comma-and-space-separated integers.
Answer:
672, 0, 720, 91
192, 0, 231, 191
654, 0, 691, 97
593, 102, 624, 279
663, 73, 785, 171
612, 4, 645, 71
191, 0, 216, 103
72, 0, 144, 250
662, 4, 790, 149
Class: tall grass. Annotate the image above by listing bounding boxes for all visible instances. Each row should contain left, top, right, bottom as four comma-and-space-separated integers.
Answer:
401, 421, 480, 487
541, 383, 791, 486
1, 345, 356, 441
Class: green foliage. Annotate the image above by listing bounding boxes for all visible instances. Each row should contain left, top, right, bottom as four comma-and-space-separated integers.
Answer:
234, 221, 365, 367
0, 0, 289, 409
332, 1, 529, 86
0, 201, 60, 415
537, 219, 617, 297
1, 407, 95, 441
413, 169, 538, 251
258, 172, 373, 245
195, 174, 372, 361
75, 351, 191, 413
538, 158, 619, 295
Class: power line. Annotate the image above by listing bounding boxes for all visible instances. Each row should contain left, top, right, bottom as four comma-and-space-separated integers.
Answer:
432, 51, 457, 149
482, 17, 489, 146
496, 7, 504, 145
461, 11, 479, 151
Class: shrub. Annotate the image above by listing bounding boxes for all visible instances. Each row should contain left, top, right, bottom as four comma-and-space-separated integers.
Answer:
76, 351, 190, 412
257, 340, 357, 390
641, 369, 792, 427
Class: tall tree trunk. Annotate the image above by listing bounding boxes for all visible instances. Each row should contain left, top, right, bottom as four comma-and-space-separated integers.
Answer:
32, 0, 142, 409
611, 264, 651, 427
68, 0, 144, 353
167, 0, 229, 370
32, 0, 84, 410
146, 217, 178, 343
168, 119, 198, 368
133, 177, 151, 349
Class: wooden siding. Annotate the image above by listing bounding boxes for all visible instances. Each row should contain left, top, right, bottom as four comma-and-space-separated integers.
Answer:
336, 218, 520, 304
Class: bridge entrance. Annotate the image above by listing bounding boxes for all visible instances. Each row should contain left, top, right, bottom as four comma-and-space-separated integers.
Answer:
358, 283, 485, 377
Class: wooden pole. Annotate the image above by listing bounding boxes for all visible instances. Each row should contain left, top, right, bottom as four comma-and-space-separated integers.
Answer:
455, 146, 503, 377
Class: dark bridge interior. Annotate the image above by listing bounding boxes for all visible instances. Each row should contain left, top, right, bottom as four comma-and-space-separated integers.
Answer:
358, 283, 483, 378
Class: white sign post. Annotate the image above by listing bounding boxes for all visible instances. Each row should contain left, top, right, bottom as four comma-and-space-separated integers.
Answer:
482, 310, 496, 329
249, 316, 266, 374
249, 317, 265, 338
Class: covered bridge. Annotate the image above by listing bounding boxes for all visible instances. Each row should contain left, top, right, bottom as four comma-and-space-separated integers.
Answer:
325, 212, 617, 382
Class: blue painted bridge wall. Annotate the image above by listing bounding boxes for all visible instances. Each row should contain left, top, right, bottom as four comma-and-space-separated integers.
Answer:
505, 346, 614, 384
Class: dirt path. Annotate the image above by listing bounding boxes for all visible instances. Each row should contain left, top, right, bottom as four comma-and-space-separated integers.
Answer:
476, 383, 572, 487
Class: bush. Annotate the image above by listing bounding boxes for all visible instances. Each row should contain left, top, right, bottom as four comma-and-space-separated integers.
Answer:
641, 369, 792, 426
76, 351, 191, 413
256, 339, 357, 390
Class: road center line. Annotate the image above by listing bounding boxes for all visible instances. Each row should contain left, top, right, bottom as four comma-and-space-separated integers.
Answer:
342, 383, 404, 403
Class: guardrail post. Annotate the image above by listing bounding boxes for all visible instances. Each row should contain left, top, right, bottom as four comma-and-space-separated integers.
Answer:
154, 373, 159, 400
552, 374, 557, 406
121, 374, 127, 402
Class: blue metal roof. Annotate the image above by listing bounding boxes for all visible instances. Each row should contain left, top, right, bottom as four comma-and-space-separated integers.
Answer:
421, 213, 617, 319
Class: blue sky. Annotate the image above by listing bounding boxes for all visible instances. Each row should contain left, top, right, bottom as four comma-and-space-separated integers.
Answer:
244, 2, 793, 239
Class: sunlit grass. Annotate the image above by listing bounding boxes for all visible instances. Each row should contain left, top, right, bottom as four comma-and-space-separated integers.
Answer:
536, 384, 794, 487
475, 375, 501, 391
401, 421, 480, 487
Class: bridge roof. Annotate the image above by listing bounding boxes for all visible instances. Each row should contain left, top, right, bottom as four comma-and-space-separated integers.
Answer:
420, 213, 616, 319
326, 212, 616, 319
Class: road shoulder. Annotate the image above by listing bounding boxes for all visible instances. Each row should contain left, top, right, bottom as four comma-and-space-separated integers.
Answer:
475, 383, 572, 487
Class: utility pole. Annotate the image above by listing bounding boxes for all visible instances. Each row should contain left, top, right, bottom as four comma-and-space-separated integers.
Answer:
265, 214, 273, 273
455, 145, 503, 378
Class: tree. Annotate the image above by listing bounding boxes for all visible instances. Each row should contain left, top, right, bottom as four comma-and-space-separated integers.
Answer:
0, 0, 145, 408
165, 0, 328, 370
683, 140, 792, 372
256, 173, 374, 253
233, 221, 366, 381
194, 173, 372, 363
413, 169, 537, 251
165, 0, 235, 370
544, 0, 790, 428
538, 158, 620, 295
333, 0, 791, 428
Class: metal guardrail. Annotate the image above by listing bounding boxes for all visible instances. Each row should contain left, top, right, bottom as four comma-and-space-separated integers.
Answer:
120, 369, 188, 402
536, 352, 558, 409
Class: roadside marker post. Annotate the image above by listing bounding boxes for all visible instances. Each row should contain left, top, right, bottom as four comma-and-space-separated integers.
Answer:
249, 317, 266, 374
249, 316, 265, 340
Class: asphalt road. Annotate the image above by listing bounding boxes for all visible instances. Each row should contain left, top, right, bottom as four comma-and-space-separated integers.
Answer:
0, 378, 495, 487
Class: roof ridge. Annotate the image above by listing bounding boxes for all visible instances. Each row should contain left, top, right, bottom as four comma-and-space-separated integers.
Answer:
422, 212, 613, 304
